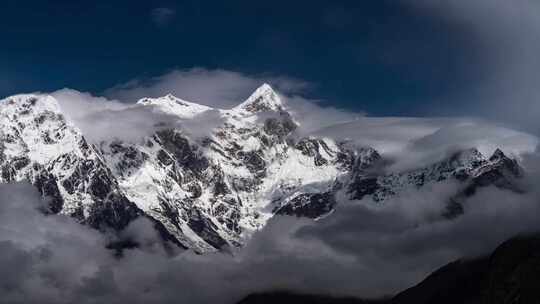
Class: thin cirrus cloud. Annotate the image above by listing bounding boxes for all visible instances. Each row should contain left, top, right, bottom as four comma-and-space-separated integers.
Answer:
150, 7, 176, 27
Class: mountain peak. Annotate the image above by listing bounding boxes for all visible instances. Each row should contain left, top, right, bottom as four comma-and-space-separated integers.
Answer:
137, 94, 212, 118
489, 148, 507, 161
450, 147, 485, 166
1, 94, 62, 115
235, 83, 283, 113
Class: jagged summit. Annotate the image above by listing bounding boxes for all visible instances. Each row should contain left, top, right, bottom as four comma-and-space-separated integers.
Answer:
0, 94, 84, 165
234, 83, 283, 113
450, 148, 485, 168
489, 148, 507, 161
134, 84, 284, 118
0, 89, 530, 253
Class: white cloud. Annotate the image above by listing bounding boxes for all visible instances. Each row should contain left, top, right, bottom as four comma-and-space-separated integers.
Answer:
105, 68, 310, 108
51, 68, 539, 173
282, 94, 364, 135
51, 69, 359, 143
312, 117, 539, 171
2, 155, 540, 303
104, 67, 363, 138
51, 89, 181, 142
52, 88, 126, 119
22, 67, 539, 303
2, 1, 540, 301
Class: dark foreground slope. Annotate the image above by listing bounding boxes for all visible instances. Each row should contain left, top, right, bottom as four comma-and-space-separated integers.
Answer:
238, 292, 382, 304
239, 234, 540, 304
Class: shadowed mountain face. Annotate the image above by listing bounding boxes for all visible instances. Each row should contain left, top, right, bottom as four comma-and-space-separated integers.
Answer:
0, 85, 528, 253
238, 234, 540, 304
393, 234, 540, 304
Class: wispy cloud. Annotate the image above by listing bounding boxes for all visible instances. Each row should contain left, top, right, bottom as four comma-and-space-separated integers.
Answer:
51, 89, 183, 142
103, 67, 359, 136
105, 68, 310, 107
49, 69, 359, 143
150, 7, 176, 27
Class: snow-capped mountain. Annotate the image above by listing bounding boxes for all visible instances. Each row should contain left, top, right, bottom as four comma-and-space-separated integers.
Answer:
0, 85, 529, 252
0, 95, 142, 230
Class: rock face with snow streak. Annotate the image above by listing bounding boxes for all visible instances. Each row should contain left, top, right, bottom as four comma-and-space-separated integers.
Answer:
0, 84, 528, 252
0, 95, 142, 231
346, 147, 522, 202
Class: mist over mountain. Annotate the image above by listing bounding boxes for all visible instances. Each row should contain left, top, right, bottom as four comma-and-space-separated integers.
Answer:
2, 0, 540, 303
0, 83, 539, 303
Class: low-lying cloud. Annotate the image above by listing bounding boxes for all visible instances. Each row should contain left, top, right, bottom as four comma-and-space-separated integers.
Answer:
313, 117, 539, 171
6, 71, 540, 303
2, 153, 540, 304
1, 0, 538, 302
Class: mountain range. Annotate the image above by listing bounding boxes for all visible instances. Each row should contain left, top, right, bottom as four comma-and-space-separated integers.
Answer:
0, 84, 528, 252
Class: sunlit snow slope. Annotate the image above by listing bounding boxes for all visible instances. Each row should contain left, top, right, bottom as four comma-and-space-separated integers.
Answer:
0, 84, 536, 252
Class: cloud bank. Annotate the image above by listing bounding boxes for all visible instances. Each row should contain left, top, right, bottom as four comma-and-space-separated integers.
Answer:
2, 1, 540, 302
313, 117, 538, 171
3, 64, 540, 303
2, 154, 540, 304
50, 67, 538, 173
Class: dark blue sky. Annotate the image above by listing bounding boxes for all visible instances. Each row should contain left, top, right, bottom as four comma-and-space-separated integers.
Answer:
0, 0, 489, 115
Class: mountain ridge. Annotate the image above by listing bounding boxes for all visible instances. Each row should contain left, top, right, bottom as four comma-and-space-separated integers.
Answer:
0, 85, 530, 252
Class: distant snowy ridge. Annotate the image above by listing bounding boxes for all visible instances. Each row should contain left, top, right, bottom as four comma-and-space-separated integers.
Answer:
0, 84, 535, 252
